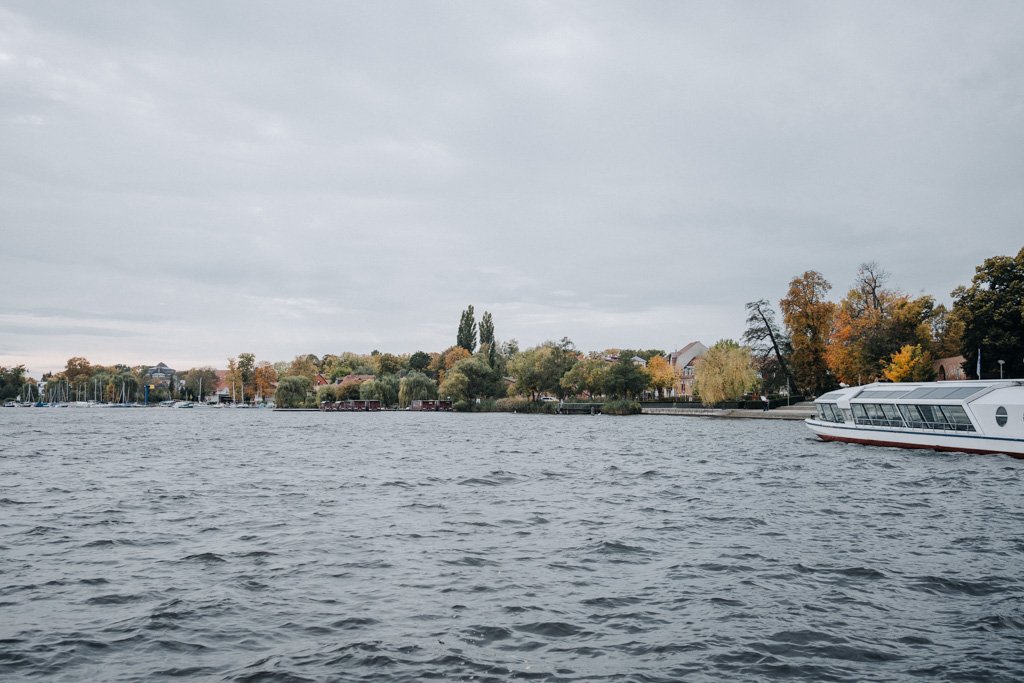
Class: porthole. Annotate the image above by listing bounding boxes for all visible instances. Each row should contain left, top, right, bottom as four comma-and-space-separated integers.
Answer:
995, 406, 1007, 427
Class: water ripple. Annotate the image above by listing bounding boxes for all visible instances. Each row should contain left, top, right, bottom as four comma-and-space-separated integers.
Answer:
1, 410, 1023, 681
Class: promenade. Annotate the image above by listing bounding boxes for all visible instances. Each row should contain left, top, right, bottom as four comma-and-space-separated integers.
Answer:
642, 401, 815, 421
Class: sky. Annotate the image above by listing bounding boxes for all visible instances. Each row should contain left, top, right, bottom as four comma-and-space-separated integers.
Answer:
2, 1, 1023, 377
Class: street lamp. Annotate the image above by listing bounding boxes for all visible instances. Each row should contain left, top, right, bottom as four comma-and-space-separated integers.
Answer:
998, 360, 1004, 379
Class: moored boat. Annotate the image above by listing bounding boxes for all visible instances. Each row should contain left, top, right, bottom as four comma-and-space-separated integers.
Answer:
806, 380, 1024, 457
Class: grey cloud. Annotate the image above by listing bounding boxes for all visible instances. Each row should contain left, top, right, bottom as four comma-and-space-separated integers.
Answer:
2, 1, 1023, 374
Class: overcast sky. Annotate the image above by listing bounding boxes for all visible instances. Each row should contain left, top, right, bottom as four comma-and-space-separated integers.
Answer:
2, 1, 1022, 376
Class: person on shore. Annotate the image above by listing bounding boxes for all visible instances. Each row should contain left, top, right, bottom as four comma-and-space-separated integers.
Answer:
761, 393, 769, 412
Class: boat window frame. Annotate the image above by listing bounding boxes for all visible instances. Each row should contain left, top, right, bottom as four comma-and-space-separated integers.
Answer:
938, 405, 976, 432
897, 404, 925, 429
995, 406, 1007, 427
879, 403, 903, 425
917, 404, 949, 430
856, 402, 976, 432
816, 402, 844, 423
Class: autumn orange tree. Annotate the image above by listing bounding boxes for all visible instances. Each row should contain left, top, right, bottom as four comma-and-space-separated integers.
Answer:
882, 344, 934, 382
64, 357, 93, 391
442, 346, 472, 370
223, 358, 242, 402
779, 270, 836, 396
826, 263, 937, 385
253, 361, 278, 401
645, 354, 675, 398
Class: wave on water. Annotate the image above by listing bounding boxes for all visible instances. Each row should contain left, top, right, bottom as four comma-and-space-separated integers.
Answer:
1, 410, 1023, 681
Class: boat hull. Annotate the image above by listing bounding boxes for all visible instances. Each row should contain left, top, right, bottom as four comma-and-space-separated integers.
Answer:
805, 419, 1024, 458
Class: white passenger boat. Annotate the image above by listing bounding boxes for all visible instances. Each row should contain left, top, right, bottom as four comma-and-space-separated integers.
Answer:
806, 380, 1024, 457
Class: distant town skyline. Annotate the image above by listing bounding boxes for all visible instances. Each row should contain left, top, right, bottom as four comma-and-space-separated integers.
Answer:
3, 2, 1023, 377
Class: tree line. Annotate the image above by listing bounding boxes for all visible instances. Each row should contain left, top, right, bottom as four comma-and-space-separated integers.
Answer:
4, 247, 1018, 407
736, 246, 1023, 399
279, 306, 678, 409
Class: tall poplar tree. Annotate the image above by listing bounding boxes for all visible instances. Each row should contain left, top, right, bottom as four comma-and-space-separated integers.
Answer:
479, 311, 495, 366
457, 305, 477, 353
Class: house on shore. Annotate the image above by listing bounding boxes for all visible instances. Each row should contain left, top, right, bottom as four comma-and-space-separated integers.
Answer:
145, 363, 176, 388
668, 341, 709, 398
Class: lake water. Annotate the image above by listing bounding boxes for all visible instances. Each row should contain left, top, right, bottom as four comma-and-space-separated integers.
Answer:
1, 409, 1023, 682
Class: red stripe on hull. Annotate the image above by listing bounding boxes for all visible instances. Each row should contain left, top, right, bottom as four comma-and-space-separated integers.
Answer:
815, 433, 1023, 458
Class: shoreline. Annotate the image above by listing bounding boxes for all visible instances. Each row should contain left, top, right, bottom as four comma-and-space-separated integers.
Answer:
642, 403, 815, 420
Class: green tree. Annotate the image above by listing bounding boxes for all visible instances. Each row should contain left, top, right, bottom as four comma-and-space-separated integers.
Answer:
693, 340, 759, 405
360, 374, 400, 407
438, 366, 470, 402
184, 366, 219, 401
399, 370, 438, 407
951, 245, 1024, 378
537, 339, 577, 399
507, 347, 544, 400
479, 311, 496, 366
930, 304, 965, 360
316, 384, 339, 403
336, 381, 362, 400
507, 339, 578, 399
440, 353, 499, 402
457, 305, 477, 353
287, 354, 318, 382
560, 357, 608, 398
780, 270, 836, 395
237, 353, 256, 401
408, 351, 432, 372
602, 356, 649, 400
377, 353, 403, 376
0, 365, 27, 401
319, 354, 341, 377
275, 375, 313, 408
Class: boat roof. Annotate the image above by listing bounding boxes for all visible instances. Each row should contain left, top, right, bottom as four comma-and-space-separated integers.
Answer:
817, 380, 1023, 404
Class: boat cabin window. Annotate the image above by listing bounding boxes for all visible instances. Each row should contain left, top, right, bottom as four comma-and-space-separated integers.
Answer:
938, 405, 976, 431
816, 403, 844, 423
879, 404, 902, 423
995, 406, 1008, 427
897, 404, 949, 430
853, 403, 904, 428
852, 403, 976, 431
